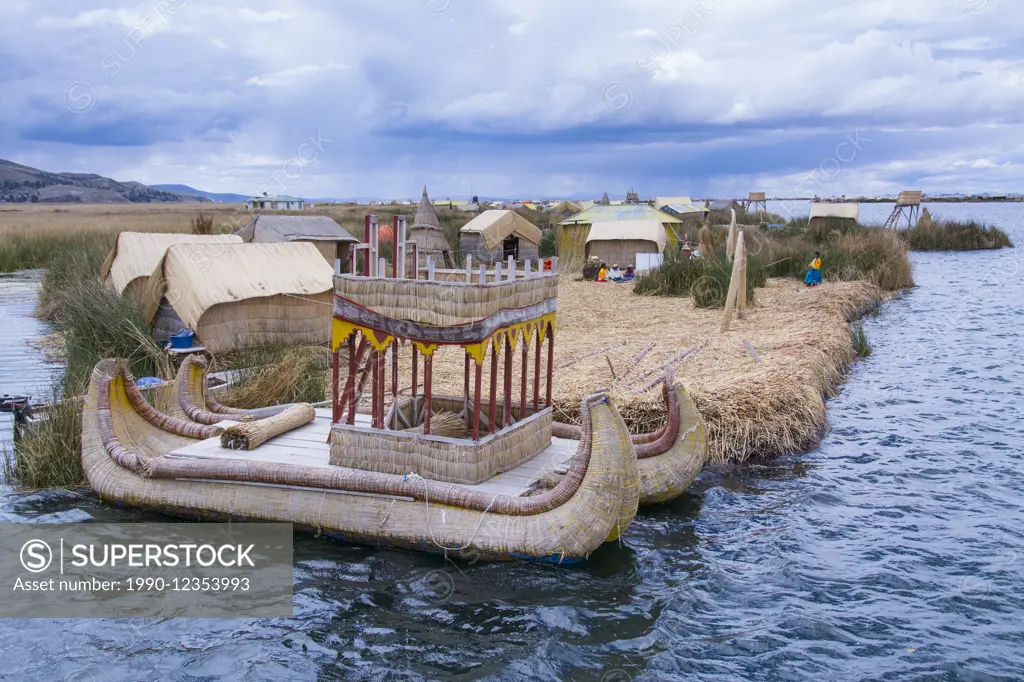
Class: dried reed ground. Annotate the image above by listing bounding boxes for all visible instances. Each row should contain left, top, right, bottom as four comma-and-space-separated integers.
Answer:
427, 278, 882, 464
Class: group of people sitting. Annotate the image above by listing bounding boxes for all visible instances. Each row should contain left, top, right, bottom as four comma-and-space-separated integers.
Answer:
590, 258, 634, 282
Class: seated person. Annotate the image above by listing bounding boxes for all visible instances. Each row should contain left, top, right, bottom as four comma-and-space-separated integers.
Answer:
596, 263, 608, 282
581, 256, 600, 280
623, 264, 635, 279
608, 264, 624, 281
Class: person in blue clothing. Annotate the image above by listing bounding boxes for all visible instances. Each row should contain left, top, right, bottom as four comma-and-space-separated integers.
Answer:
804, 251, 822, 286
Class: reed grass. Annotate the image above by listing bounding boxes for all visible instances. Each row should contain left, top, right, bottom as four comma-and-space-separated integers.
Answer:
906, 219, 1013, 251
634, 251, 763, 307
851, 322, 871, 357
217, 344, 331, 409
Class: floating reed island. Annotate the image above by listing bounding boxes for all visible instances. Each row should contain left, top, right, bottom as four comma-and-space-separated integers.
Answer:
430, 277, 882, 464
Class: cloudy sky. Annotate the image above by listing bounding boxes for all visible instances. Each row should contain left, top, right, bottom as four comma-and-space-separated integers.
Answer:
1, 0, 1021, 200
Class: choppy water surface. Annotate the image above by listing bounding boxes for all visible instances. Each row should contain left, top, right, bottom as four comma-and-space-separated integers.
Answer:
0, 205, 1022, 680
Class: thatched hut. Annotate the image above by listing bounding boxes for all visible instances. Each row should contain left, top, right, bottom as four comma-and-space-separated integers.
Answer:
235, 214, 357, 267
410, 186, 454, 267
459, 210, 543, 264
809, 203, 859, 230
100, 232, 243, 299
557, 204, 682, 267
141, 242, 334, 353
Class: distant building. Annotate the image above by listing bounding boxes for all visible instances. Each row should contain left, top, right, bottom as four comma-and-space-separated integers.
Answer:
245, 194, 305, 211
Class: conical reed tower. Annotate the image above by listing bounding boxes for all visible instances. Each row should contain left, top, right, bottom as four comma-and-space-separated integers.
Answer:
410, 186, 453, 268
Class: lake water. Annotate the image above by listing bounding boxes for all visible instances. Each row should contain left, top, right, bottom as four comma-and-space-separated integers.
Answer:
0, 204, 1021, 681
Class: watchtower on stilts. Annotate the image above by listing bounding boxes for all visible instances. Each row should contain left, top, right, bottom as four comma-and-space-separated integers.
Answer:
328, 214, 561, 482
746, 192, 767, 215
883, 191, 922, 229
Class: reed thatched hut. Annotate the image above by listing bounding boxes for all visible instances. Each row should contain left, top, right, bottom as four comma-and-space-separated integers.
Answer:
100, 232, 243, 299
459, 210, 543, 264
557, 204, 682, 267
410, 186, 454, 267
236, 214, 357, 267
141, 242, 334, 353
809, 203, 859, 230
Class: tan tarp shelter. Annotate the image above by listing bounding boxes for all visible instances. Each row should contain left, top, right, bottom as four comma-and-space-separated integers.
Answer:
142, 242, 334, 353
100, 232, 243, 298
459, 210, 543, 264
585, 219, 668, 266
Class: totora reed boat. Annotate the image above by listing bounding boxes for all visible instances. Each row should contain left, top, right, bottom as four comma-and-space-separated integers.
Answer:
80, 214, 705, 561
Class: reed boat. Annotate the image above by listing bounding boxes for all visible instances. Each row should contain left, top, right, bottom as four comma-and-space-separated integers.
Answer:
552, 367, 708, 506
80, 218, 640, 562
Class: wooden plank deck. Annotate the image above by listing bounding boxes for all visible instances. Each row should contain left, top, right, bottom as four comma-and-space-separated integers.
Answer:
167, 408, 578, 497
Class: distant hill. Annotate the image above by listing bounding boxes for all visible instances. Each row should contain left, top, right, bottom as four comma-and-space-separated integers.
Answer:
0, 159, 207, 204
149, 184, 249, 204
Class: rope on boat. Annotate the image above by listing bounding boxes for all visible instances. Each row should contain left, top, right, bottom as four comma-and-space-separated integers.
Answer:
407, 473, 497, 554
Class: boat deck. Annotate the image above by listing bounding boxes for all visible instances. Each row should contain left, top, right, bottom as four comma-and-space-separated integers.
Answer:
167, 409, 578, 497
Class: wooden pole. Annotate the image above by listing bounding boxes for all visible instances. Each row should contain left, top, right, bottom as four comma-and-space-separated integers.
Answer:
370, 349, 379, 428
533, 329, 541, 414
463, 351, 470, 418
423, 354, 432, 434
545, 326, 554, 407
720, 230, 745, 332
411, 345, 418, 397
520, 335, 528, 419
472, 359, 483, 441
379, 347, 386, 427
331, 347, 340, 424
503, 335, 513, 426
363, 215, 372, 277
488, 339, 498, 434
391, 341, 398, 399
346, 334, 359, 425
737, 230, 747, 318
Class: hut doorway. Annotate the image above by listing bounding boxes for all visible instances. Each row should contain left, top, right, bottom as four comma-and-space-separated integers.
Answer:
503, 235, 519, 261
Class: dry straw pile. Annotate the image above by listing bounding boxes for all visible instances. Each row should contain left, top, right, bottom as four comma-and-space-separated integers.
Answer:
428, 278, 882, 463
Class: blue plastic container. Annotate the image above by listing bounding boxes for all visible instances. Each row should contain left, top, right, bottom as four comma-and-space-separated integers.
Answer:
169, 329, 195, 349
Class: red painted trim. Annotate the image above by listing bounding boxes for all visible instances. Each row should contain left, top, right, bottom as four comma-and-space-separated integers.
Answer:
488, 341, 498, 434
423, 355, 432, 434
520, 338, 528, 420
472, 360, 483, 441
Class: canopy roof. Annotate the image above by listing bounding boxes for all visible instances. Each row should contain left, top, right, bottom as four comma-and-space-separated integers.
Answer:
100, 232, 243, 295
586, 220, 667, 252
662, 202, 708, 216
809, 203, 860, 220
142, 242, 333, 327
708, 199, 741, 211
236, 215, 357, 243
460, 210, 543, 250
560, 204, 681, 226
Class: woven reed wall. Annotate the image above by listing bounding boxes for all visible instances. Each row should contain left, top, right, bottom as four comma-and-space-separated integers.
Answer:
196, 291, 332, 353
336, 274, 558, 328
330, 410, 553, 484
586, 239, 659, 268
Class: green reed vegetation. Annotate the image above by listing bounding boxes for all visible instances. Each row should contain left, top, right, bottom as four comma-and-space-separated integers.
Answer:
634, 250, 765, 307
905, 219, 1013, 251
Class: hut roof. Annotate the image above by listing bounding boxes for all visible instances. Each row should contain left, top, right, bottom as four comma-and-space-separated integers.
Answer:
708, 199, 741, 211
412, 186, 442, 229
653, 196, 693, 210
896, 190, 922, 206
460, 210, 543, 250
809, 203, 860, 220
550, 200, 582, 214
661, 201, 708, 216
586, 220, 667, 252
559, 204, 681, 226
236, 215, 357, 243
100, 232, 243, 295
141, 242, 333, 327
748, 191, 766, 201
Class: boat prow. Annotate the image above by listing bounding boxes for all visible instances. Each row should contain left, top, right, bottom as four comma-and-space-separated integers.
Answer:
553, 368, 708, 505
81, 358, 639, 562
